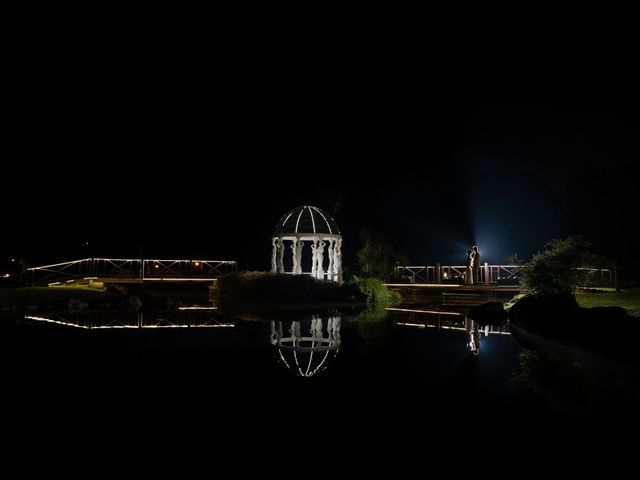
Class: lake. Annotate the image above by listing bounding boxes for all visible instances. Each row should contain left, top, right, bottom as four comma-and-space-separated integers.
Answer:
11, 300, 638, 424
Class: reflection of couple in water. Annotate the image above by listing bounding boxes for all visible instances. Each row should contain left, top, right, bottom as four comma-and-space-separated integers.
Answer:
465, 316, 481, 355
465, 245, 480, 285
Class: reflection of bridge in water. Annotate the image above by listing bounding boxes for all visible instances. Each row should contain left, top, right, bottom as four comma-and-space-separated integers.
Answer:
386, 307, 510, 336
390, 264, 616, 288
25, 307, 234, 330
386, 307, 509, 356
27, 258, 238, 286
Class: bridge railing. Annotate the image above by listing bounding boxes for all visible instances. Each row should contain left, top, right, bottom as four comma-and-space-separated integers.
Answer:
27, 258, 238, 285
393, 264, 616, 287
393, 264, 518, 284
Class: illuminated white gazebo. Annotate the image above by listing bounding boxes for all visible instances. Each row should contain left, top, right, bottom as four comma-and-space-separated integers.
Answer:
271, 205, 343, 282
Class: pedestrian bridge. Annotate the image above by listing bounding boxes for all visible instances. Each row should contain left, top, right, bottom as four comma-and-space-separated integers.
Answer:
392, 264, 615, 287
27, 258, 238, 286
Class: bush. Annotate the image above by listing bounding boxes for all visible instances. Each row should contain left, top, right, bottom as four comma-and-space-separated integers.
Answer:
352, 277, 401, 305
357, 228, 408, 280
518, 236, 609, 296
216, 272, 362, 307
216, 272, 401, 310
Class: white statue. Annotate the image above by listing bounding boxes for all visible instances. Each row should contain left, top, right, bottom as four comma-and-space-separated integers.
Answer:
310, 240, 318, 275
334, 239, 342, 275
296, 241, 304, 274
317, 240, 326, 279
290, 241, 298, 274
327, 239, 335, 280
271, 238, 278, 273
277, 238, 285, 273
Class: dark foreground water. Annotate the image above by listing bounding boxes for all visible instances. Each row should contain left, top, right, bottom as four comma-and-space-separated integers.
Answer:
11, 303, 640, 432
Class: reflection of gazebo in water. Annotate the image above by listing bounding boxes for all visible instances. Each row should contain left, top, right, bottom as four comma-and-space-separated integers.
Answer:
271, 205, 343, 282
270, 315, 341, 377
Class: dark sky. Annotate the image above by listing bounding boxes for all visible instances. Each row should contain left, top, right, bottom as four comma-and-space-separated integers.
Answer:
3, 27, 639, 278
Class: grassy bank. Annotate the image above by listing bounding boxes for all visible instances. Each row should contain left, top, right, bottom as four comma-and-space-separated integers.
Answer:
575, 288, 640, 317
0, 286, 120, 309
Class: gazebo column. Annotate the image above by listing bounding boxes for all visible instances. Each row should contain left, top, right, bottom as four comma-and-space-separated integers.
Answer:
327, 239, 335, 281
271, 238, 278, 273
317, 239, 326, 279
277, 237, 285, 273
311, 239, 319, 276
290, 240, 298, 274
334, 239, 343, 282
291, 238, 303, 274
290, 321, 301, 347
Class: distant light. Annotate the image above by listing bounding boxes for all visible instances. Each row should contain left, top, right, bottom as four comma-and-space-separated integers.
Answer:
2, 273, 10, 278
11, 258, 15, 263
194, 262, 200, 266
155, 264, 159, 268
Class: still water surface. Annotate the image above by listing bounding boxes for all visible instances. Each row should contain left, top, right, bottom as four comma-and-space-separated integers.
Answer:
12, 303, 637, 420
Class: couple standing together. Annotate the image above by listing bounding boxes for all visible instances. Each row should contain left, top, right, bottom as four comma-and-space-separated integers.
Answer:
465, 245, 480, 285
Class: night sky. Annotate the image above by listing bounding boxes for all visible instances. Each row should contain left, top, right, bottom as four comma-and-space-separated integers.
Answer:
3, 32, 639, 279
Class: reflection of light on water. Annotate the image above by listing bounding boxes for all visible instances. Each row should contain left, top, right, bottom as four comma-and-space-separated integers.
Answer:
270, 315, 341, 377
383, 284, 462, 288
387, 307, 512, 357
24, 315, 89, 329
466, 317, 480, 355
386, 307, 462, 316
177, 306, 218, 310
24, 310, 233, 329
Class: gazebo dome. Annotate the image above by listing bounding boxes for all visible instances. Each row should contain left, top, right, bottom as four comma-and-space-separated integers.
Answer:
274, 205, 340, 236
